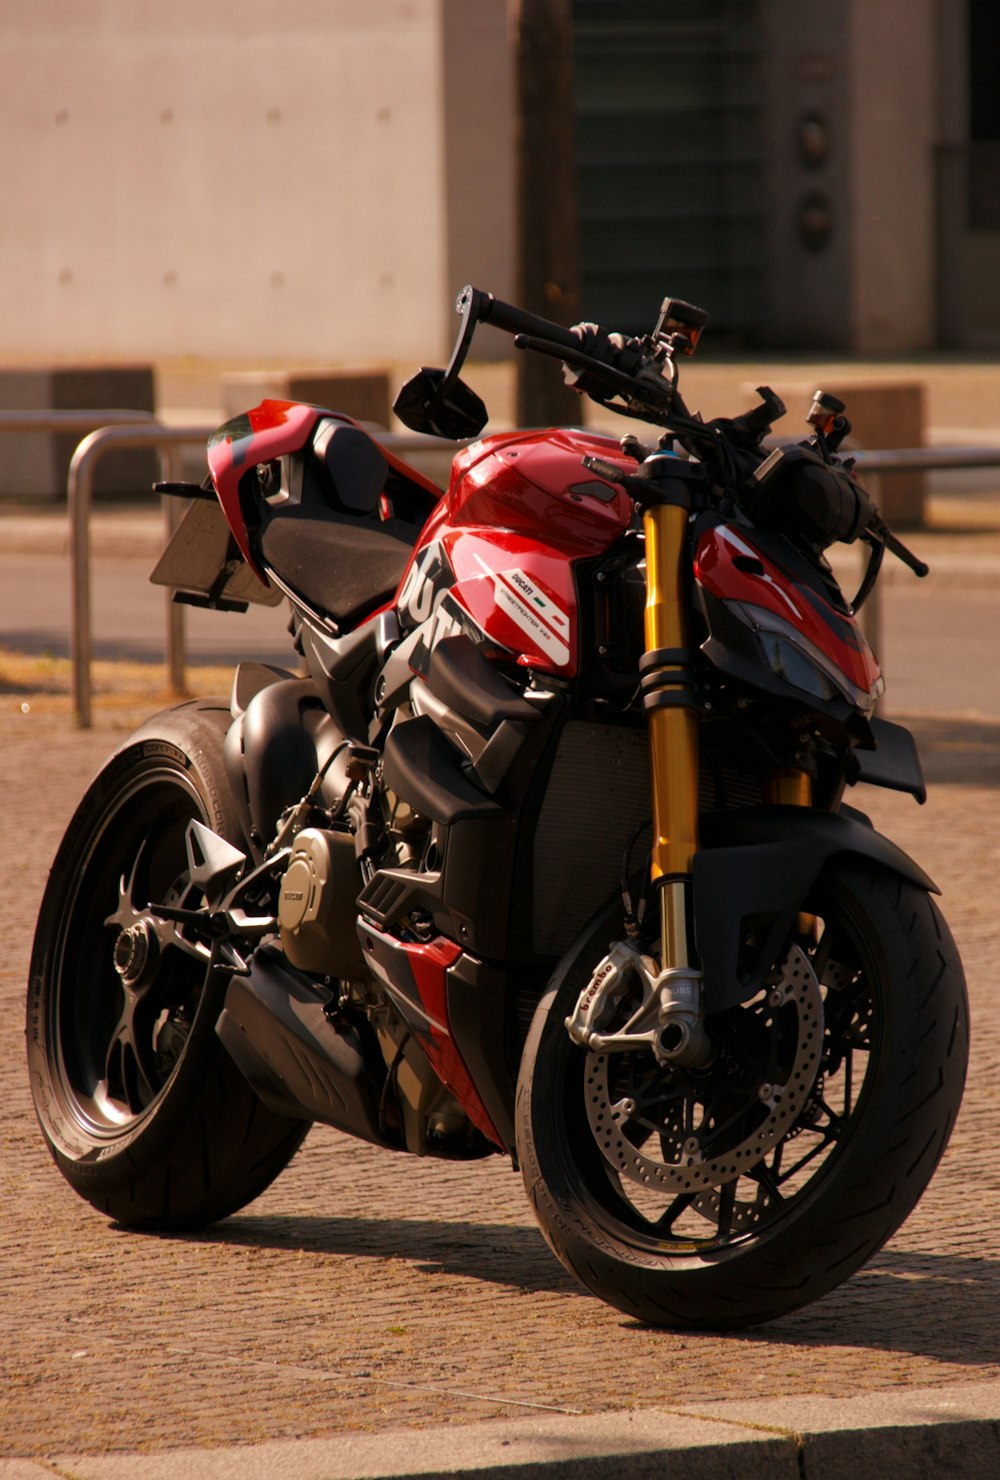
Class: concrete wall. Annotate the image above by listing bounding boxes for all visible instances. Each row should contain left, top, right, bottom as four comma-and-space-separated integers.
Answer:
0, 0, 515, 368
0, 0, 958, 364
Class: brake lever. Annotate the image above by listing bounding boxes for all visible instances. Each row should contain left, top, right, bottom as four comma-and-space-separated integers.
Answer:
868, 516, 930, 578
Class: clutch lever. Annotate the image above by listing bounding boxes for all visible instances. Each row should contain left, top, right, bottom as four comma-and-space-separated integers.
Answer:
851, 537, 884, 612
513, 332, 674, 413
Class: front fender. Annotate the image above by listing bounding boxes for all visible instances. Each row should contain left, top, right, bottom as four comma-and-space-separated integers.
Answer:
695, 805, 937, 1012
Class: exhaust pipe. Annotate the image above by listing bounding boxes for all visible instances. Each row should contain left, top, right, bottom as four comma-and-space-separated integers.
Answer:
216, 945, 397, 1150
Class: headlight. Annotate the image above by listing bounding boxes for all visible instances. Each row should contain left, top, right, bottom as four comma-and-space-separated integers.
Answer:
725, 600, 884, 714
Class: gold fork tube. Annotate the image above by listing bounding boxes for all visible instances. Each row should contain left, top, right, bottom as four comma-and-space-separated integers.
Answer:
765, 766, 815, 936
643, 502, 699, 970
764, 768, 812, 808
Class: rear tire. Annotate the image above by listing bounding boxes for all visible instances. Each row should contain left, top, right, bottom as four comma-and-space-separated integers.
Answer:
516, 859, 968, 1329
26, 699, 310, 1230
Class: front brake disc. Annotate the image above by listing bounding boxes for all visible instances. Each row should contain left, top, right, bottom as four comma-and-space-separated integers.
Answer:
583, 944, 823, 1193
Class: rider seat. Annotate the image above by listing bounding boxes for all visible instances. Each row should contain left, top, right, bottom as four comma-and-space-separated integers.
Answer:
258, 422, 439, 627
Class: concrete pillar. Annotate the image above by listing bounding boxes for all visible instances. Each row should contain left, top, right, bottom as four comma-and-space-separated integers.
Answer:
441, 0, 516, 341
848, 0, 937, 353
762, 0, 938, 353
761, 0, 855, 349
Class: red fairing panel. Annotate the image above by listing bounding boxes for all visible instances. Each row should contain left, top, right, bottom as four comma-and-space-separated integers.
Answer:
207, 400, 323, 575
364, 927, 502, 1146
694, 523, 882, 695
446, 428, 634, 551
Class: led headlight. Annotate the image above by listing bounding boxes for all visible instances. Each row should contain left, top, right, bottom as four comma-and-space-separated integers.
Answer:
725, 600, 884, 715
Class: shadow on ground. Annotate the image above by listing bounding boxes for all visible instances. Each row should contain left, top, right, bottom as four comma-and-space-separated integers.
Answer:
714, 1248, 1000, 1368
180, 1212, 579, 1298
175, 1213, 1000, 1370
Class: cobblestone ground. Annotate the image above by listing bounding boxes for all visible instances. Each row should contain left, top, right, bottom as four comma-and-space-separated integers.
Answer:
1, 694, 998, 1458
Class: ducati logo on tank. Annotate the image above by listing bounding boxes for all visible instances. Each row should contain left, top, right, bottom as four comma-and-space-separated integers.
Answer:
473, 555, 571, 667
396, 542, 454, 630
396, 540, 487, 675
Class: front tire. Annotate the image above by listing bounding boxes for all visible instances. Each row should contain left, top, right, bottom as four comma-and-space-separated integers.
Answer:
26, 699, 310, 1230
516, 859, 968, 1329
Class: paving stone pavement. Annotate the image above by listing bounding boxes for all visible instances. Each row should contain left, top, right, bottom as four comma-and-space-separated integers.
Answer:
1, 692, 999, 1461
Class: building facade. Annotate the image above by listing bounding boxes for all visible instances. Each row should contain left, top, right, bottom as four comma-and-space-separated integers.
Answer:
0, 0, 994, 366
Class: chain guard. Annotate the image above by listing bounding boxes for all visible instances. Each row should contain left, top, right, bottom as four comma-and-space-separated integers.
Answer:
583, 943, 823, 1194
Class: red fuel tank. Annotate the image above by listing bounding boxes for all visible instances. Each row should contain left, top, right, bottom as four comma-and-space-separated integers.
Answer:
410, 429, 636, 676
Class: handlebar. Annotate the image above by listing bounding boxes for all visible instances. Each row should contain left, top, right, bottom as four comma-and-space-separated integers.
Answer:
456, 285, 675, 422
399, 284, 930, 588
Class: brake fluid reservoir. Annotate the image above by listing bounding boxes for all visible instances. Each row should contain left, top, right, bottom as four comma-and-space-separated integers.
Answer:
278, 828, 367, 977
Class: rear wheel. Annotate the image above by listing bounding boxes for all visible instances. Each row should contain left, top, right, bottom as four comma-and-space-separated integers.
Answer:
516, 859, 968, 1329
26, 699, 310, 1229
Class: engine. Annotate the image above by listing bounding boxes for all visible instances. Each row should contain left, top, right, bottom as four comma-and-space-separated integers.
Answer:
276, 827, 369, 977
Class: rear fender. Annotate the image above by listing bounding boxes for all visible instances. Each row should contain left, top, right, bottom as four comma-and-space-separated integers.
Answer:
694, 806, 937, 1012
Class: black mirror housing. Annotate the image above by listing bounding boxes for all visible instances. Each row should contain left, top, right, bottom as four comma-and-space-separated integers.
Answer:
393, 367, 488, 440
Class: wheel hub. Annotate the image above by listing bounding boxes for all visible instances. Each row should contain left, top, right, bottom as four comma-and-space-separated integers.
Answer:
112, 920, 159, 988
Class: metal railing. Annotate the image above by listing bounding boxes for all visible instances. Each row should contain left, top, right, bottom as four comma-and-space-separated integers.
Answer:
846, 449, 1000, 666
67, 422, 217, 726
0, 409, 156, 437
0, 410, 166, 726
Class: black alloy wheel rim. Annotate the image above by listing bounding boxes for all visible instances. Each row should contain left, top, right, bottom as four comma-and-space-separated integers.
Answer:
50, 766, 219, 1138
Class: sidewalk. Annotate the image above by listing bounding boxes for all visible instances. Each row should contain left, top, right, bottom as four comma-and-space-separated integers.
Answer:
2, 428, 1000, 1477
2, 709, 999, 1478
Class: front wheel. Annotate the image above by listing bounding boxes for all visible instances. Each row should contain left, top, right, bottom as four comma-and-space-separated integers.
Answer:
26, 699, 310, 1230
516, 859, 968, 1330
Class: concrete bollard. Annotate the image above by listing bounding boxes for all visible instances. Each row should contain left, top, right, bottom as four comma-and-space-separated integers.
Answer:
0, 365, 157, 499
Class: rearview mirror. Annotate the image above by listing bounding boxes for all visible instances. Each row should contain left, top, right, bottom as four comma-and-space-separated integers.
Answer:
393, 367, 488, 440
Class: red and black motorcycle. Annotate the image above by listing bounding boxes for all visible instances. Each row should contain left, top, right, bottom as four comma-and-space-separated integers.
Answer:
26, 286, 967, 1329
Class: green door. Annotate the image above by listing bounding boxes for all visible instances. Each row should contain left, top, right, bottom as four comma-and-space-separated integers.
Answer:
573, 0, 766, 341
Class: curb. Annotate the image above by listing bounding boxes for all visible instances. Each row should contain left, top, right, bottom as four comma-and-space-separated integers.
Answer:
3, 1380, 998, 1479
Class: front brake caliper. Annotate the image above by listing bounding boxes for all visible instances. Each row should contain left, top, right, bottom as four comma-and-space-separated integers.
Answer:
565, 940, 652, 1048
565, 940, 711, 1068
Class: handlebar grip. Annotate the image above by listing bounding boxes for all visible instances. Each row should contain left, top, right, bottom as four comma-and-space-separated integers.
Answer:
467, 287, 580, 352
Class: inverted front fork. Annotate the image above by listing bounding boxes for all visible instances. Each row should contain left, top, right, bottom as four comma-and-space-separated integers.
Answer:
568, 496, 814, 1067
568, 494, 819, 1067
634, 500, 713, 1064
642, 501, 700, 974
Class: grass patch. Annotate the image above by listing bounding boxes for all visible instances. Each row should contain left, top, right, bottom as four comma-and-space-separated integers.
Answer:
0, 646, 233, 719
